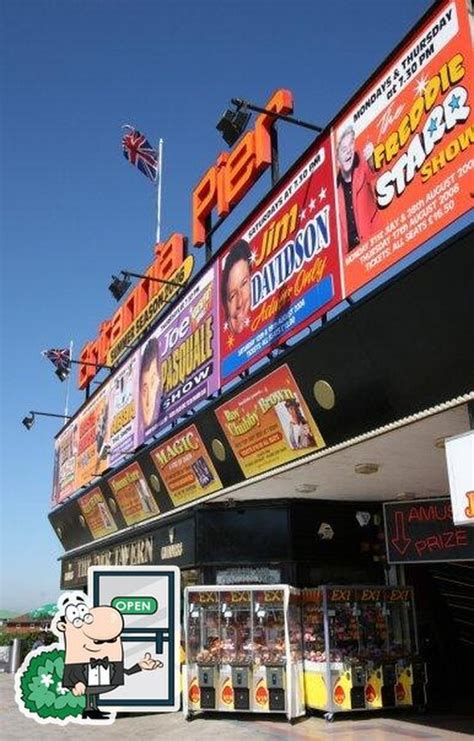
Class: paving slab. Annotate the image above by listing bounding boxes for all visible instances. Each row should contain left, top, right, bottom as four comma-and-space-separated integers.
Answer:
1, 674, 472, 739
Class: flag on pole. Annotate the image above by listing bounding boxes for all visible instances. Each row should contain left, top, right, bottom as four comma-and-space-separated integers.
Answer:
122, 127, 158, 182
42, 347, 71, 372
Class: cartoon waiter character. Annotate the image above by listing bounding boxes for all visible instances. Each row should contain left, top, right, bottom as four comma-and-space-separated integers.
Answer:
56, 593, 162, 720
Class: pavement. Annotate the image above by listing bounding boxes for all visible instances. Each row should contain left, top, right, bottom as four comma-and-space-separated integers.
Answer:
1, 674, 473, 739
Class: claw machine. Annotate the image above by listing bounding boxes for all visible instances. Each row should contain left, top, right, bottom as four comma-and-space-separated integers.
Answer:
302, 585, 426, 720
183, 585, 305, 721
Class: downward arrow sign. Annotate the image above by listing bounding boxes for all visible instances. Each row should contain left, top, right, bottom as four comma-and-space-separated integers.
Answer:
391, 511, 411, 556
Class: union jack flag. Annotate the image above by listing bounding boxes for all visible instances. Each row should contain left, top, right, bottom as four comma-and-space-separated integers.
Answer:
122, 127, 158, 182
42, 347, 71, 371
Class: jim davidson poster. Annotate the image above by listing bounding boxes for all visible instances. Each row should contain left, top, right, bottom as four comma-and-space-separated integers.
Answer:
218, 137, 342, 382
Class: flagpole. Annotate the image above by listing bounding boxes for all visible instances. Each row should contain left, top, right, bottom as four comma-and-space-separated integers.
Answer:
63, 340, 73, 423
156, 138, 163, 243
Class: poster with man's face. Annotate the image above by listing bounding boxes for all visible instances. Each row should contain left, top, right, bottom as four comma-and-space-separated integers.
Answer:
139, 267, 220, 443
218, 136, 342, 382
333, 0, 474, 295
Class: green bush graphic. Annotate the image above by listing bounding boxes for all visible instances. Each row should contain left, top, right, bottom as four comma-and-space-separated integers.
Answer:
19, 647, 85, 720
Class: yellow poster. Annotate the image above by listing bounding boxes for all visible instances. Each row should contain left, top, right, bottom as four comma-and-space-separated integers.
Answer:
108, 461, 160, 525
215, 364, 325, 478
78, 487, 118, 540
151, 424, 222, 508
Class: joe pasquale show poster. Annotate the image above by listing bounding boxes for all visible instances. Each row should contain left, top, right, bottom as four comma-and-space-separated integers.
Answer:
108, 354, 139, 466
151, 424, 222, 508
140, 266, 220, 443
78, 487, 118, 540
75, 385, 110, 488
215, 365, 325, 478
219, 137, 342, 382
108, 461, 160, 526
333, 0, 474, 295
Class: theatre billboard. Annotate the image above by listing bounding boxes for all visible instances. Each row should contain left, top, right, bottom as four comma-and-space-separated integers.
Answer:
219, 136, 342, 382
332, 0, 474, 295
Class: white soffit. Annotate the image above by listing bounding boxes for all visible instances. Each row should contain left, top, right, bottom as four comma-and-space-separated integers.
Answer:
216, 401, 472, 503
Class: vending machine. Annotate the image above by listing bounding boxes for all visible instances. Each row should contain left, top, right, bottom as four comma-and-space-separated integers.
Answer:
302, 585, 426, 720
183, 585, 305, 721
89, 565, 180, 712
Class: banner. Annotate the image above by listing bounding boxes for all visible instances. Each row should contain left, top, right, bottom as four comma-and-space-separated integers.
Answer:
333, 0, 474, 295
446, 430, 474, 526
219, 137, 342, 381
215, 364, 325, 478
75, 386, 110, 488
108, 355, 139, 465
138, 266, 220, 440
108, 461, 160, 525
78, 487, 118, 540
51, 425, 77, 506
151, 424, 222, 508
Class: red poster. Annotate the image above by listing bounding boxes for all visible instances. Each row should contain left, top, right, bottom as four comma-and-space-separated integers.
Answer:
333, 0, 473, 295
219, 136, 341, 381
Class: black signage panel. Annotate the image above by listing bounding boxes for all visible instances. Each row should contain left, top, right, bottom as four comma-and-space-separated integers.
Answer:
61, 517, 195, 589
384, 498, 474, 564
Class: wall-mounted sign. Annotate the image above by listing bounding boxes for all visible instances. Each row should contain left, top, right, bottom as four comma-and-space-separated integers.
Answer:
333, 0, 474, 295
51, 424, 77, 507
151, 424, 222, 508
384, 497, 474, 563
154, 518, 195, 567
219, 136, 342, 381
446, 430, 474, 526
108, 354, 139, 466
78, 487, 118, 540
108, 461, 160, 525
61, 535, 154, 589
141, 266, 220, 439
75, 386, 109, 488
216, 567, 281, 585
215, 364, 325, 478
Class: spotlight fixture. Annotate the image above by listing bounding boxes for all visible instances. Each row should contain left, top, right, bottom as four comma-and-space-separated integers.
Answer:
22, 410, 72, 430
109, 273, 132, 301
108, 270, 185, 303
354, 463, 380, 475
216, 107, 251, 147
229, 97, 323, 133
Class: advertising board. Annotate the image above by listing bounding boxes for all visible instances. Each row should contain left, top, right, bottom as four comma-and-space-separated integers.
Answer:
150, 424, 222, 508
218, 136, 341, 381
75, 385, 110, 488
51, 424, 77, 507
139, 266, 219, 440
445, 430, 474, 526
333, 0, 474, 295
384, 497, 474, 563
108, 461, 160, 525
78, 487, 118, 540
215, 364, 325, 478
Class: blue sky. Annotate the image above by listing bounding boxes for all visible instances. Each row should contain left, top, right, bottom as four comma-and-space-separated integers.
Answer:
1, 0, 444, 612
